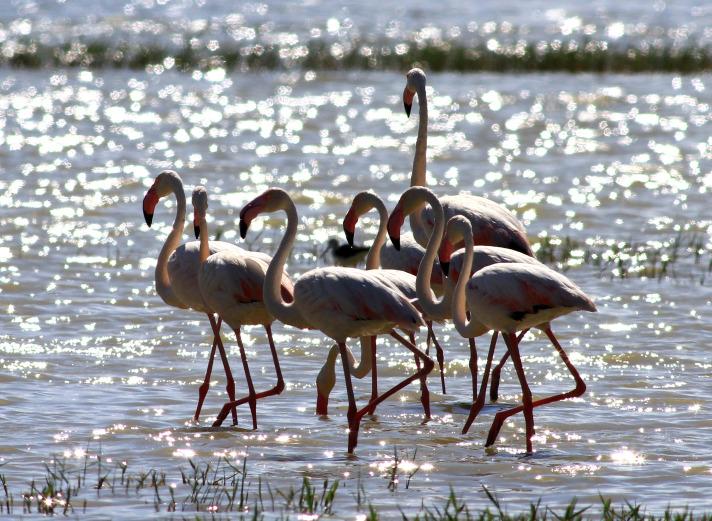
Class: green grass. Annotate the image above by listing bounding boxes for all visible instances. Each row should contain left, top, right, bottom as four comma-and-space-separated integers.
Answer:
0, 448, 708, 519
534, 231, 712, 283
1, 37, 711, 73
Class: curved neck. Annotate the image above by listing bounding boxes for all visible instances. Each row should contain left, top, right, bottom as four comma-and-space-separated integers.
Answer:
409, 81, 429, 243
264, 195, 308, 328
155, 178, 186, 308
198, 215, 209, 264
365, 198, 389, 270
451, 234, 482, 337
415, 192, 448, 319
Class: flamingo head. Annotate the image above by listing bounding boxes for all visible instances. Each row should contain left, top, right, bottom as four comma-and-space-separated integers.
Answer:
403, 67, 426, 117
388, 186, 431, 250
143, 170, 182, 227
191, 186, 208, 239
239, 188, 286, 239
343, 191, 377, 247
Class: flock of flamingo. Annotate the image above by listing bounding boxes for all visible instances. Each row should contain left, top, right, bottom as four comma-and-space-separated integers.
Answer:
141, 68, 596, 455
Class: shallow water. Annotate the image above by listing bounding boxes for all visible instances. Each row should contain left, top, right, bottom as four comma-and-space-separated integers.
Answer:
0, 65, 711, 518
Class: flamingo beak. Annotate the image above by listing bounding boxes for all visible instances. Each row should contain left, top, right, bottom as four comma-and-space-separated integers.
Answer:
193, 212, 200, 239
387, 205, 405, 251
440, 261, 450, 277
239, 197, 263, 239
142, 187, 159, 227
403, 87, 415, 118
343, 209, 357, 247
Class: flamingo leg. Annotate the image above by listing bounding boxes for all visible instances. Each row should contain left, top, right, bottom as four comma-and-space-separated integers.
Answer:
390, 330, 432, 419
426, 320, 446, 394
367, 336, 378, 415
468, 337, 478, 402
207, 314, 238, 425
462, 331, 498, 434
212, 325, 286, 428
485, 327, 586, 448
489, 328, 529, 402
486, 332, 535, 453
194, 333, 218, 422
344, 334, 433, 453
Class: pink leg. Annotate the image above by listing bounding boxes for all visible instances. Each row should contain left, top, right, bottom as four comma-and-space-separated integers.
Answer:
468, 337, 478, 401
489, 328, 529, 402
212, 324, 286, 428
194, 334, 218, 422
462, 332, 498, 434
344, 335, 434, 453
485, 332, 534, 453
208, 314, 238, 425
391, 330, 432, 420
367, 336, 378, 415
485, 327, 586, 449
427, 321, 446, 394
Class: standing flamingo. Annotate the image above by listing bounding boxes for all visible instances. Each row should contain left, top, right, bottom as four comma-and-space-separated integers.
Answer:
142, 170, 240, 424
343, 191, 446, 392
192, 187, 295, 429
217, 188, 433, 454
449, 215, 596, 453
387, 187, 540, 420
401, 68, 532, 256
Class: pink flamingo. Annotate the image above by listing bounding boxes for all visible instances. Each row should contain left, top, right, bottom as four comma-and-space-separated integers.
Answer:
191, 187, 295, 429
344, 191, 446, 392
387, 187, 540, 422
401, 68, 532, 256
448, 215, 596, 453
142, 170, 239, 423
225, 188, 433, 454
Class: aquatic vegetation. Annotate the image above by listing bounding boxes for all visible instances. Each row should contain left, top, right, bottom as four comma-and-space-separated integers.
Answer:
1, 37, 711, 73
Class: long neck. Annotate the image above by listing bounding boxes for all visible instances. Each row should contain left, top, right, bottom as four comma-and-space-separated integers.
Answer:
264, 195, 308, 328
451, 234, 484, 338
365, 198, 389, 270
415, 192, 449, 319
318, 336, 372, 398
155, 179, 185, 308
409, 81, 429, 243
198, 215, 210, 264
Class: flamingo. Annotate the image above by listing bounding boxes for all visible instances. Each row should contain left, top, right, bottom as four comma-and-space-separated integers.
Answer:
223, 188, 433, 453
191, 187, 295, 429
142, 170, 241, 424
401, 67, 532, 255
343, 191, 447, 392
387, 187, 541, 421
449, 215, 596, 453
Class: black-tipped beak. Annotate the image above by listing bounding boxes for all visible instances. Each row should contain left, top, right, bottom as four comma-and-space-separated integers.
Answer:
440, 261, 450, 277
239, 219, 248, 239
344, 229, 355, 247
404, 101, 412, 117
194, 224, 200, 239
392, 236, 401, 251
144, 210, 153, 227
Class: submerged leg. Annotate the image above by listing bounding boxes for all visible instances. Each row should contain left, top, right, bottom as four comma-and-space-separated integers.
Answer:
212, 324, 286, 428
207, 314, 238, 425
389, 330, 433, 420
485, 332, 534, 453
194, 333, 218, 422
462, 332, 498, 434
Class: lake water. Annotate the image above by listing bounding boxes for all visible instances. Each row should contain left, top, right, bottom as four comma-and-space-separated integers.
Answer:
1, 1, 712, 519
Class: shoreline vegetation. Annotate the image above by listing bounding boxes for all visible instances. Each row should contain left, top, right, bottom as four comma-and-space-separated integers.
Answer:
2, 38, 712, 73
0, 448, 704, 519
